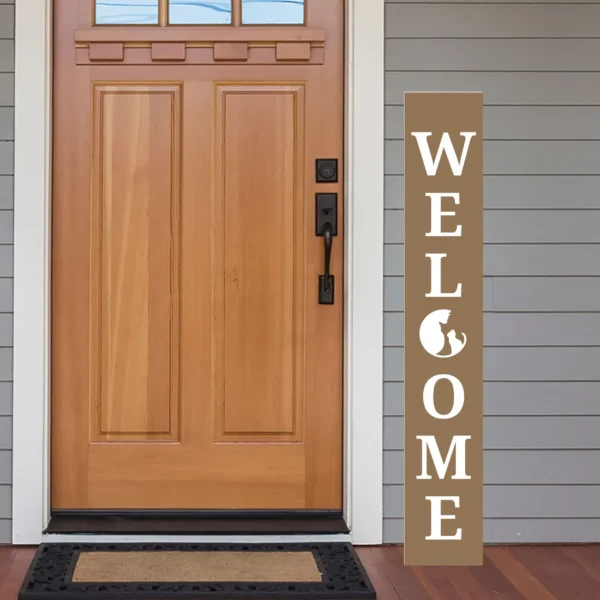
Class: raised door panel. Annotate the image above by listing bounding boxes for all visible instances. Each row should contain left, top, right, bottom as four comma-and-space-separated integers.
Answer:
90, 83, 182, 442
214, 84, 306, 442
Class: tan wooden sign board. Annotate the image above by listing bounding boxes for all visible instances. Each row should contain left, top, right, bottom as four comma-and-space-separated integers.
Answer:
404, 92, 483, 566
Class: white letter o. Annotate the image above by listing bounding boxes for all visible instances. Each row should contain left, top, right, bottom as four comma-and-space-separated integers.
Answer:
423, 374, 464, 420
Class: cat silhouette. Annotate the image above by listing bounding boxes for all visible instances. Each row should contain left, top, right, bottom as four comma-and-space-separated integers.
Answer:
420, 310, 468, 358
444, 329, 467, 357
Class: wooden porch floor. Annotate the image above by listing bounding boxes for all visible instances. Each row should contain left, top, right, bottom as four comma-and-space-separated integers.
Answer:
0, 545, 599, 599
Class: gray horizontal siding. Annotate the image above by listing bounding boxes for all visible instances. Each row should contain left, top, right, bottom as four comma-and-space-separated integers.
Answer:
0, 449, 9, 483
0, 246, 13, 276
0, 382, 10, 415
384, 0, 600, 543
0, 107, 14, 140
493, 277, 600, 311
0, 6, 13, 39
387, 39, 600, 71
387, 72, 600, 106
0, 483, 9, 518
0, 74, 13, 107
386, 4, 600, 38
0, 41, 13, 74
0, 416, 10, 449
0, 177, 13, 209
0, 0, 12, 544
0, 142, 13, 175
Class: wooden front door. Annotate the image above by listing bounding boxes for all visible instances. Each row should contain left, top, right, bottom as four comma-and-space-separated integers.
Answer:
51, 0, 344, 511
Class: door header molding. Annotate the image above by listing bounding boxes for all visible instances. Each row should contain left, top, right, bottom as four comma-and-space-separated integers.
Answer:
12, 0, 384, 545
74, 27, 326, 43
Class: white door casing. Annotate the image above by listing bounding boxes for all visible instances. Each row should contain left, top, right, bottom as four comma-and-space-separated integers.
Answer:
12, 0, 385, 545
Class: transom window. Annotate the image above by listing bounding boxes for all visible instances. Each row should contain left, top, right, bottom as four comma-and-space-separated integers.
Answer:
95, 0, 306, 26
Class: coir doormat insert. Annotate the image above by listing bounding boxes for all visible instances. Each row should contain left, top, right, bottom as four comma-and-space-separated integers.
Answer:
19, 542, 376, 600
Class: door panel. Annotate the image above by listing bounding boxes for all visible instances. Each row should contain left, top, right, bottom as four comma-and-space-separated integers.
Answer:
91, 83, 182, 444
216, 84, 305, 443
52, 0, 344, 511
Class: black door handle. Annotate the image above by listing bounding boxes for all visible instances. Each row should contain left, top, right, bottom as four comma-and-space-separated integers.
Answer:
316, 193, 337, 305
319, 222, 335, 304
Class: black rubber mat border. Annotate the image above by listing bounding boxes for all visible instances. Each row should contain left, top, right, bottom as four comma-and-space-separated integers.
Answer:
18, 542, 376, 600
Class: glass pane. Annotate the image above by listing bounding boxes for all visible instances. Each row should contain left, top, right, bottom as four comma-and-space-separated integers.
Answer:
96, 0, 159, 25
169, 0, 232, 25
242, 0, 304, 25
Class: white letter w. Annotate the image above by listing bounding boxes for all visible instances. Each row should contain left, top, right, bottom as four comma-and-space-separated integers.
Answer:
411, 132, 476, 176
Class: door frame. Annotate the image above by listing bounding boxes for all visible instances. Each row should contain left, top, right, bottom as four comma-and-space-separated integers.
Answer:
12, 0, 385, 545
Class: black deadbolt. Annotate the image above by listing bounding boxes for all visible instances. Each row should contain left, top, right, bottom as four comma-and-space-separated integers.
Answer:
316, 159, 338, 183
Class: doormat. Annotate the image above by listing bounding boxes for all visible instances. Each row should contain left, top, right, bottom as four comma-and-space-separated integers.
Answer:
18, 542, 376, 600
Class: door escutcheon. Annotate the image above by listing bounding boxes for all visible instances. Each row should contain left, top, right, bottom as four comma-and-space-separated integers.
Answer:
316, 193, 338, 304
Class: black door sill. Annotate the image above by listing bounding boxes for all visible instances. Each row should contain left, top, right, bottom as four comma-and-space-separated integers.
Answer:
45, 511, 350, 535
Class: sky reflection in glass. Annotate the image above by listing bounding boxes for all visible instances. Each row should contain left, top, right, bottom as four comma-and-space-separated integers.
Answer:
96, 0, 159, 24
242, 0, 304, 25
169, 0, 232, 25
96, 0, 304, 26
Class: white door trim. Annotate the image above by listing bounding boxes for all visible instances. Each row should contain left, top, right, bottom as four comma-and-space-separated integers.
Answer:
12, 0, 53, 545
12, 0, 385, 545
343, 0, 385, 544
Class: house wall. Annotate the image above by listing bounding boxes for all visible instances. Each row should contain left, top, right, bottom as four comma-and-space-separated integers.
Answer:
384, 0, 600, 543
0, 0, 14, 544
1, 0, 599, 545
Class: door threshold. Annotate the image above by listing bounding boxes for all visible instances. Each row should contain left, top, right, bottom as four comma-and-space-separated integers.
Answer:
45, 511, 350, 536
41, 533, 352, 544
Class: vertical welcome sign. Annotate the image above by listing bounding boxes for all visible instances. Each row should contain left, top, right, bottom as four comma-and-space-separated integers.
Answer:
404, 93, 483, 565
